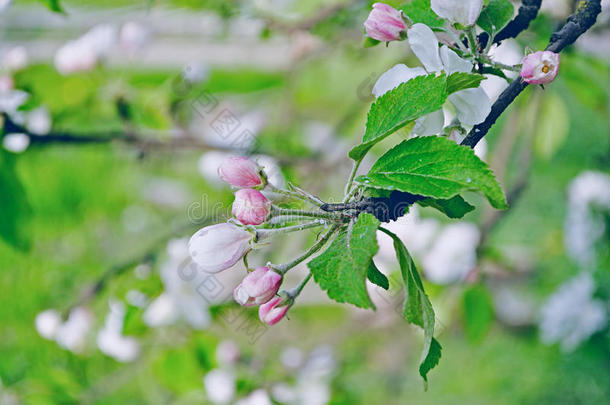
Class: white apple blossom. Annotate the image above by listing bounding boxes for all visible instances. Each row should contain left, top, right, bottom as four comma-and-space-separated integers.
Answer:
431, 0, 485, 27
373, 23, 491, 137
540, 273, 607, 351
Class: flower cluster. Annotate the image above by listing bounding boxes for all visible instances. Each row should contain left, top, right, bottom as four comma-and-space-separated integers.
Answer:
188, 155, 330, 325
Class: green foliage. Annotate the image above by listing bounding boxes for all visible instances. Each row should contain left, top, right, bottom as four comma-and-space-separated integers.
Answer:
477, 0, 514, 34
381, 228, 441, 385
308, 214, 381, 309
37, 0, 65, 13
417, 195, 475, 219
357, 136, 508, 209
461, 285, 494, 343
349, 74, 448, 161
533, 92, 570, 160
367, 261, 389, 290
0, 151, 32, 250
349, 73, 485, 161
446, 72, 485, 95
400, 0, 444, 29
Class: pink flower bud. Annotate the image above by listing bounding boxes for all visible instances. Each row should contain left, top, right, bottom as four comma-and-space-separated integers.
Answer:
188, 223, 253, 273
364, 3, 407, 43
232, 189, 270, 225
258, 296, 290, 325
218, 156, 263, 188
520, 51, 560, 85
233, 266, 282, 306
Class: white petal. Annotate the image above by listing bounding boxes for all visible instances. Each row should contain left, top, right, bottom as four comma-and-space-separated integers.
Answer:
372, 64, 427, 98
411, 109, 445, 136
431, 0, 484, 26
407, 24, 443, 72
448, 87, 491, 126
439, 45, 473, 74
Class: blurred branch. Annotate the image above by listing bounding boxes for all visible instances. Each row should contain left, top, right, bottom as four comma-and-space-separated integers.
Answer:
63, 220, 206, 316
1, 113, 319, 164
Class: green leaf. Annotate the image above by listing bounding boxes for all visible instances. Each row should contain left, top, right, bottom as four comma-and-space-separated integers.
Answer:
461, 285, 494, 343
349, 73, 485, 161
37, 0, 65, 13
417, 195, 475, 218
308, 213, 381, 309
357, 136, 508, 209
477, 0, 514, 34
0, 150, 32, 250
400, 0, 444, 28
363, 36, 381, 48
533, 92, 570, 160
381, 228, 440, 385
446, 72, 486, 95
349, 74, 449, 161
367, 261, 389, 290
419, 337, 442, 385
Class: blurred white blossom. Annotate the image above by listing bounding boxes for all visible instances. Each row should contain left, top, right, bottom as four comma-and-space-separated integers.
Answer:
143, 238, 211, 329
540, 273, 607, 351
55, 24, 117, 74
141, 177, 192, 209
198, 151, 231, 186
97, 300, 140, 362
0, 0, 11, 13
422, 222, 480, 284
119, 22, 150, 53
2, 46, 27, 71
26, 106, 51, 135
35, 309, 62, 340
216, 340, 240, 367
204, 369, 236, 404
3, 133, 29, 153
564, 171, 610, 268
235, 389, 272, 405
55, 307, 94, 354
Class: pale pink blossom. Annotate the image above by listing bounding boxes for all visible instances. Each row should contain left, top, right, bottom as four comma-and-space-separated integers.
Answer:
234, 266, 282, 306
218, 156, 263, 188
232, 189, 270, 225
364, 3, 407, 42
259, 296, 290, 325
520, 51, 560, 85
188, 223, 253, 273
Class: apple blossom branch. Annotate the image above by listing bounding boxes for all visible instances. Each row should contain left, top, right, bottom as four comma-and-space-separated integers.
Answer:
463, 0, 602, 148
324, 0, 603, 223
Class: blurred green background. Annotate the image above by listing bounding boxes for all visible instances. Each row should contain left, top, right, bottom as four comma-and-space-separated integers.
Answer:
0, 0, 609, 404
